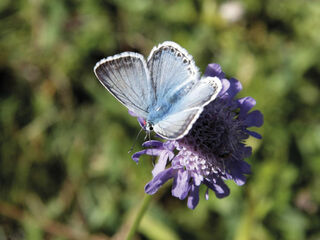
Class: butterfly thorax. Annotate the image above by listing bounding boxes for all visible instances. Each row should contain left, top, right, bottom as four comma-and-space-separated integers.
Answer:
145, 121, 154, 131
147, 101, 173, 126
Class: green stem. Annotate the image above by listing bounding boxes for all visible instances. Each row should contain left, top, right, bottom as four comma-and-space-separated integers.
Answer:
126, 194, 153, 240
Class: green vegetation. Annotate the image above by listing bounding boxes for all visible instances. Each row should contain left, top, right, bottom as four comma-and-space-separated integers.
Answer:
1, 0, 319, 239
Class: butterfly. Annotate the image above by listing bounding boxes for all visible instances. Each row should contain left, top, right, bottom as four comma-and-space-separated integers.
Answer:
94, 41, 222, 140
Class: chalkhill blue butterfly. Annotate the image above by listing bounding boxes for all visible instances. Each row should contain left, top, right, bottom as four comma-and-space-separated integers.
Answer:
94, 41, 222, 140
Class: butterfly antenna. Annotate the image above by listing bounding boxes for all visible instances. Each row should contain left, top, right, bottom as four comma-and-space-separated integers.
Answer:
128, 127, 144, 153
147, 129, 156, 165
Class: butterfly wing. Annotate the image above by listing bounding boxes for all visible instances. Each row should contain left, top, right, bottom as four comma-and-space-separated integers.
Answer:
153, 76, 222, 139
153, 108, 200, 139
94, 52, 154, 118
147, 41, 200, 103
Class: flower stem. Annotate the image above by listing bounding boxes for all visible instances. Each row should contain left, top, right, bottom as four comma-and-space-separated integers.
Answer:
126, 194, 152, 240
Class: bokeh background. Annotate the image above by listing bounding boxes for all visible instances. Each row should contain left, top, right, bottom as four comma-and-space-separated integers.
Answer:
1, 0, 320, 239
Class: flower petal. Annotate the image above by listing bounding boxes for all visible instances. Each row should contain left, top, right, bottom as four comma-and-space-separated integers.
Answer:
131, 149, 164, 163
238, 97, 256, 119
229, 160, 251, 186
128, 110, 137, 117
164, 141, 176, 151
187, 184, 200, 209
244, 110, 264, 127
192, 173, 204, 186
172, 170, 190, 200
232, 174, 247, 186
142, 140, 164, 148
205, 188, 209, 200
243, 146, 252, 158
239, 160, 251, 174
224, 78, 242, 99
245, 129, 262, 139
204, 178, 230, 198
152, 151, 173, 177
129, 110, 145, 128
145, 168, 175, 195
219, 78, 231, 96
204, 63, 225, 79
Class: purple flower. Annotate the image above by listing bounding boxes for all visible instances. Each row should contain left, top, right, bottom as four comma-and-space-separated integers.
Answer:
132, 63, 263, 209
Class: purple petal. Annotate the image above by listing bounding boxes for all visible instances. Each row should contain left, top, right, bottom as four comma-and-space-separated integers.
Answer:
131, 149, 164, 163
245, 129, 262, 139
233, 175, 246, 186
137, 117, 145, 128
152, 151, 173, 177
192, 173, 203, 186
243, 146, 252, 158
205, 188, 209, 200
223, 78, 242, 100
187, 184, 200, 209
132, 150, 146, 163
128, 110, 137, 117
204, 63, 225, 79
172, 170, 190, 200
163, 141, 176, 151
128, 110, 145, 128
238, 97, 256, 119
238, 160, 251, 174
225, 159, 251, 185
229, 166, 247, 185
142, 140, 164, 148
145, 168, 175, 195
204, 178, 230, 198
218, 78, 231, 97
244, 110, 264, 127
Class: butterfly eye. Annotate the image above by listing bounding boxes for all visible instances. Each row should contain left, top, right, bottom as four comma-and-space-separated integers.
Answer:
145, 121, 154, 131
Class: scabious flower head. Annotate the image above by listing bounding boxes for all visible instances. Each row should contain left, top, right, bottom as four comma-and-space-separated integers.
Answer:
132, 63, 263, 209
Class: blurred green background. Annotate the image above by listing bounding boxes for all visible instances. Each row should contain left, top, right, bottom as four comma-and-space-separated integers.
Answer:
1, 0, 320, 239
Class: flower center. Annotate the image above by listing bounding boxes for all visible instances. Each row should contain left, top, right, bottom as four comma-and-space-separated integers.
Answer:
176, 99, 248, 173
173, 145, 215, 177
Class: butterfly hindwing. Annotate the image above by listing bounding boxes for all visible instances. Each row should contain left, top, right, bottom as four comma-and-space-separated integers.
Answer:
154, 76, 222, 139
174, 76, 222, 110
153, 108, 200, 139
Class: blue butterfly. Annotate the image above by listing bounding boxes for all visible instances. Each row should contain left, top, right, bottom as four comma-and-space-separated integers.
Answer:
94, 41, 222, 140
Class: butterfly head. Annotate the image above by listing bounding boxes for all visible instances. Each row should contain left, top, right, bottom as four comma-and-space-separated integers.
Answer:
145, 121, 154, 132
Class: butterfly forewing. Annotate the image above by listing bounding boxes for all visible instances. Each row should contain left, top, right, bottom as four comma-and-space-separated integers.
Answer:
94, 52, 154, 118
147, 41, 199, 103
